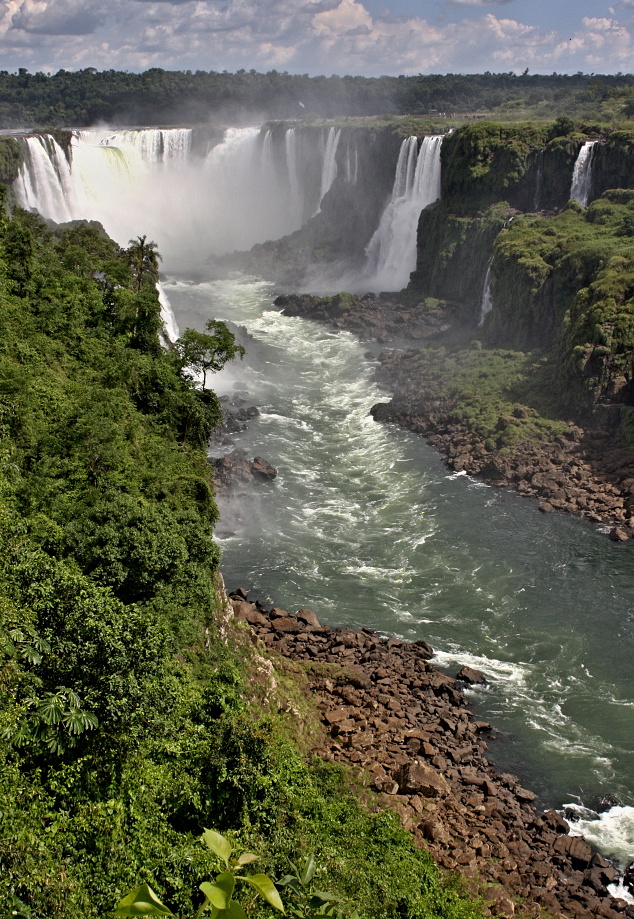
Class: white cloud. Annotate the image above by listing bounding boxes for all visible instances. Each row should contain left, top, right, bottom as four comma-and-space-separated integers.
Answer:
0, 0, 633, 76
11, 0, 110, 34
448, 0, 512, 6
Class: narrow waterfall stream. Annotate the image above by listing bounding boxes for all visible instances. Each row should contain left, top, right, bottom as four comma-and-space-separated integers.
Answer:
363, 134, 442, 291
570, 140, 597, 207
13, 125, 634, 868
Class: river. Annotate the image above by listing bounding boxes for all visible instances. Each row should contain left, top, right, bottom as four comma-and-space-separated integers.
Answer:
166, 272, 634, 854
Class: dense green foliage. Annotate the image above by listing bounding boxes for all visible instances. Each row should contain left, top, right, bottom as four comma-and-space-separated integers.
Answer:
0, 203, 485, 919
441, 122, 548, 211
0, 137, 23, 183
2, 68, 634, 128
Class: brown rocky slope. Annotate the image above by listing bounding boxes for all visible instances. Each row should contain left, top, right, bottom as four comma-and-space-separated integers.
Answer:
230, 593, 634, 919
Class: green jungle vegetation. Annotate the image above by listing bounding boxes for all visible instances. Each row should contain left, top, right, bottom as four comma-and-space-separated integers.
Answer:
404, 119, 634, 451
485, 189, 634, 414
0, 195, 488, 919
2, 68, 634, 128
405, 345, 573, 452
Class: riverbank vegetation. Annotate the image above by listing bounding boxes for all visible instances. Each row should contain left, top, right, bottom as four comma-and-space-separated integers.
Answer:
0, 200, 487, 919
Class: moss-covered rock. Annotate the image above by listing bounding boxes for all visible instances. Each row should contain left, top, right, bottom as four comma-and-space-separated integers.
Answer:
441, 122, 549, 213
0, 137, 24, 184
592, 130, 634, 199
410, 202, 509, 321
483, 190, 634, 410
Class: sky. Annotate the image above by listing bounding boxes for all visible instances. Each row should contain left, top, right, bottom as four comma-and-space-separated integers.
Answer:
1, 0, 634, 77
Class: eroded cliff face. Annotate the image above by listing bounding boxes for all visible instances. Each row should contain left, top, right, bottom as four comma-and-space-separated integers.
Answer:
409, 204, 508, 321
592, 130, 634, 199
408, 123, 583, 321
228, 123, 405, 285
410, 123, 634, 412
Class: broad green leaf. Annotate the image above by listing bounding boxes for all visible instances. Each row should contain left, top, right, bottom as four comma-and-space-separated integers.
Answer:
308, 892, 340, 910
241, 874, 284, 912
224, 902, 249, 919
300, 855, 316, 886
277, 875, 299, 888
235, 852, 259, 866
312, 891, 340, 902
114, 884, 174, 916
199, 873, 235, 909
202, 829, 232, 866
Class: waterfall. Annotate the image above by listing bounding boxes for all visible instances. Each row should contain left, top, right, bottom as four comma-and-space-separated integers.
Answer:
14, 125, 324, 269
533, 150, 544, 211
478, 259, 493, 327
92, 127, 193, 163
157, 282, 180, 345
570, 141, 597, 207
285, 128, 303, 225
15, 135, 77, 224
344, 138, 359, 184
319, 127, 342, 202
362, 135, 443, 292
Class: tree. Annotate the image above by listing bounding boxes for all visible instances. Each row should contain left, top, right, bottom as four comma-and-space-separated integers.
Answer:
175, 321, 245, 389
126, 234, 161, 292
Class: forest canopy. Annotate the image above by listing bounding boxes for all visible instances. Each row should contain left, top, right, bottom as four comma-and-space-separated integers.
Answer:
1, 68, 634, 128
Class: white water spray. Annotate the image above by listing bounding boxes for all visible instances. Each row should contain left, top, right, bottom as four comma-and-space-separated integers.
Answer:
565, 803, 634, 901
318, 127, 342, 204
363, 135, 442, 292
570, 141, 597, 207
14, 125, 328, 269
157, 282, 180, 344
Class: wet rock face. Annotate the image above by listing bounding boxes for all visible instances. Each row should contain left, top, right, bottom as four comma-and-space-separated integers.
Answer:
212, 395, 260, 445
229, 589, 634, 919
211, 448, 277, 493
275, 293, 456, 344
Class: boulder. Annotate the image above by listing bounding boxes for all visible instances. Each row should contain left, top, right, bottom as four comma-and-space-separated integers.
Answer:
609, 526, 629, 542
251, 457, 277, 480
271, 617, 303, 633
231, 599, 269, 628
553, 834, 593, 867
394, 761, 450, 797
296, 607, 321, 628
456, 665, 487, 685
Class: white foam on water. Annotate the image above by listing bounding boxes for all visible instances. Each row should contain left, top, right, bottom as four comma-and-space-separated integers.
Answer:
566, 804, 634, 869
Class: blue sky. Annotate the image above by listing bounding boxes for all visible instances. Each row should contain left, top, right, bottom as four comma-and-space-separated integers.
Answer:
0, 0, 633, 76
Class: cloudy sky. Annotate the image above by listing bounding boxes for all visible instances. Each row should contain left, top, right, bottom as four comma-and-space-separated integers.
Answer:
1, 0, 633, 76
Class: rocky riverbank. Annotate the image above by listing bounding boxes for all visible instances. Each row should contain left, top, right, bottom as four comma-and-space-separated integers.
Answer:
275, 291, 459, 342
275, 294, 634, 541
230, 591, 633, 919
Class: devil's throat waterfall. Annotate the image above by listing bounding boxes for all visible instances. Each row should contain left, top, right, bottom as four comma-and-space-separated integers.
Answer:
14, 124, 634, 875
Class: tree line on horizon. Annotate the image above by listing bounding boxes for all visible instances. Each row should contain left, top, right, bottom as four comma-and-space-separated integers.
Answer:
1, 67, 634, 128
